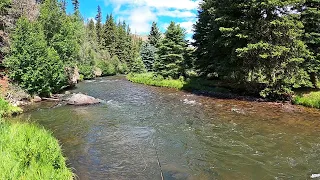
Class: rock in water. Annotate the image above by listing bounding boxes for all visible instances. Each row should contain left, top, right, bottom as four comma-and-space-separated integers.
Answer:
67, 93, 100, 106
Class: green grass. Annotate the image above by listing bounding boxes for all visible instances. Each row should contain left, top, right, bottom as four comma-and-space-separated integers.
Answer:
0, 121, 73, 179
127, 73, 185, 89
127, 73, 231, 94
0, 97, 22, 117
293, 91, 320, 108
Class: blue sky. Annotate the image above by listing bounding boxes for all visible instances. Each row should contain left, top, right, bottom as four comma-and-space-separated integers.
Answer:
66, 0, 200, 40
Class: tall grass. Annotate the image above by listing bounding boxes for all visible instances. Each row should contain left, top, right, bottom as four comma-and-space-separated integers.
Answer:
293, 91, 320, 109
0, 122, 73, 179
127, 73, 185, 89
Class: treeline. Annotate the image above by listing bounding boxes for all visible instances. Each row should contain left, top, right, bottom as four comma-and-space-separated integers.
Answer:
0, 0, 145, 96
193, 0, 320, 99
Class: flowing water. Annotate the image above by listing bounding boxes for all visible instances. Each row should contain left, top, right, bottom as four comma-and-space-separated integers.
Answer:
14, 76, 320, 179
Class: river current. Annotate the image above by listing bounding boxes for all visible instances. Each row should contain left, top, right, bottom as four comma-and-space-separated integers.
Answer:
15, 76, 320, 179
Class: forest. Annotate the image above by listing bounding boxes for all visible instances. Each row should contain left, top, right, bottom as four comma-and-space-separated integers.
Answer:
1, 0, 319, 102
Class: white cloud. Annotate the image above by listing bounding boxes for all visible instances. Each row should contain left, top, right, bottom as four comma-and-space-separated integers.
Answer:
179, 21, 194, 34
102, 0, 199, 35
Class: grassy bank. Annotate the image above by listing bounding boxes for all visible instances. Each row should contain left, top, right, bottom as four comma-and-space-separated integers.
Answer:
0, 98, 73, 179
0, 122, 73, 179
293, 91, 320, 109
128, 73, 320, 109
127, 73, 185, 89
127, 73, 231, 94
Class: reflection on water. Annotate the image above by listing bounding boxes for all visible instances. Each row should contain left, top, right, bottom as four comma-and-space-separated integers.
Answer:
14, 76, 320, 179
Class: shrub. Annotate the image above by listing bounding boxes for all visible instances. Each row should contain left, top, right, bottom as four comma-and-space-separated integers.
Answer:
293, 91, 320, 109
0, 98, 22, 117
79, 64, 95, 80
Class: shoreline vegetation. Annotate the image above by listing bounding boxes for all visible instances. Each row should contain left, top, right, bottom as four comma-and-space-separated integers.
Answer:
0, 98, 73, 179
127, 73, 320, 108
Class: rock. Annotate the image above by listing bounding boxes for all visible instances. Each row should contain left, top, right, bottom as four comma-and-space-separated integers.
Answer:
94, 67, 102, 77
67, 93, 100, 106
65, 66, 80, 86
32, 96, 42, 103
65, 91, 71, 95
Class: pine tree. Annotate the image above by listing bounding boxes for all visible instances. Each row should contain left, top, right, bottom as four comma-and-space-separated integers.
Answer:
95, 5, 102, 46
5, 18, 66, 96
193, 0, 311, 98
60, 0, 67, 13
301, 0, 320, 87
103, 14, 117, 56
155, 22, 187, 78
141, 42, 156, 71
71, 0, 79, 12
148, 22, 162, 47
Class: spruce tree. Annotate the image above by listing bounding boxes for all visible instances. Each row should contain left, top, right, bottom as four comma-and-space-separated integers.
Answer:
193, 0, 311, 98
95, 5, 102, 46
5, 18, 66, 96
71, 0, 79, 12
155, 22, 187, 78
148, 22, 161, 47
141, 42, 156, 71
301, 0, 320, 87
103, 14, 117, 56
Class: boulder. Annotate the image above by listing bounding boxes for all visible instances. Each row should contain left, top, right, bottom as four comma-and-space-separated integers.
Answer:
32, 96, 42, 103
65, 66, 80, 86
67, 93, 100, 106
94, 67, 103, 77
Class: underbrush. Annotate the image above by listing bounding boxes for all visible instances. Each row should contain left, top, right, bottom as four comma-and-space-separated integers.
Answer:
0, 97, 22, 117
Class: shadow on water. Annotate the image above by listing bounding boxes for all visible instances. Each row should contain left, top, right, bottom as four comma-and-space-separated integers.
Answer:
12, 76, 320, 179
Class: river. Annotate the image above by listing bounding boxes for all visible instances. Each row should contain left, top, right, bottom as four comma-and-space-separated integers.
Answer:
14, 76, 320, 179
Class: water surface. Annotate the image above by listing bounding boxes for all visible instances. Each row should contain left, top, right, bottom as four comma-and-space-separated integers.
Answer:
16, 76, 320, 179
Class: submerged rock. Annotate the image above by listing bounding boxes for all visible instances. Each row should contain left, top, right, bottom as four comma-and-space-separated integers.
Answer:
67, 93, 100, 106
32, 96, 42, 103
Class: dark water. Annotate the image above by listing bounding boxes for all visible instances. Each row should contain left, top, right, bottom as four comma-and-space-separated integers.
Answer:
15, 76, 320, 179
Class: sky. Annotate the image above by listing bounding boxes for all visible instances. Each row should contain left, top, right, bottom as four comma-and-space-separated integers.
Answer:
66, 0, 200, 40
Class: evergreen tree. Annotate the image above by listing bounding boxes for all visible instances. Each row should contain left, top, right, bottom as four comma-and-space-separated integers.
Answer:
71, 0, 79, 12
95, 5, 102, 46
148, 22, 161, 47
155, 22, 187, 78
60, 0, 67, 13
194, 0, 311, 98
5, 18, 66, 96
103, 14, 117, 56
301, 0, 320, 87
140, 42, 156, 71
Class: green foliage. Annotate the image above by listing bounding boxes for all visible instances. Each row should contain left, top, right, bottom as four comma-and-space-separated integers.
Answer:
141, 42, 156, 71
5, 18, 67, 96
293, 91, 320, 109
0, 122, 73, 179
193, 0, 314, 99
127, 73, 185, 89
148, 22, 162, 47
0, 98, 22, 117
155, 22, 188, 79
79, 64, 95, 80
130, 56, 146, 74
95, 6, 102, 46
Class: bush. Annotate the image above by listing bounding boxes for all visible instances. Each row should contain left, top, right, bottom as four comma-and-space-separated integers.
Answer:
0, 122, 73, 179
79, 64, 95, 80
0, 98, 22, 117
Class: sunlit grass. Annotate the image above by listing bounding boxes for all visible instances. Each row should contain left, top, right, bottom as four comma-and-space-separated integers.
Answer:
127, 73, 185, 89
293, 91, 320, 109
0, 121, 73, 179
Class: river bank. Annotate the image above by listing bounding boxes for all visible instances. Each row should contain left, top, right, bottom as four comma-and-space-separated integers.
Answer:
127, 73, 320, 109
0, 98, 73, 179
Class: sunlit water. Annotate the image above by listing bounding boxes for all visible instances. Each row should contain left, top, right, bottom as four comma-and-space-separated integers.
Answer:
14, 76, 320, 179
